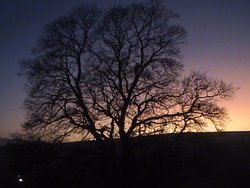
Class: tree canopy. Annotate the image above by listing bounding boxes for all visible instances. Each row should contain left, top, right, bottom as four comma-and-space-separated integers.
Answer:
19, 0, 236, 144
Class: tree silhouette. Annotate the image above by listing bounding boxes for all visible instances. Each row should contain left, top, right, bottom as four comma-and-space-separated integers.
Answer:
19, 0, 236, 183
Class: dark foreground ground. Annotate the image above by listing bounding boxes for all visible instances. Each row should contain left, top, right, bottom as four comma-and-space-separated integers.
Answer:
1, 131, 250, 188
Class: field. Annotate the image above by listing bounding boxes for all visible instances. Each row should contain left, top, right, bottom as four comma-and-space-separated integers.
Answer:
1, 131, 250, 188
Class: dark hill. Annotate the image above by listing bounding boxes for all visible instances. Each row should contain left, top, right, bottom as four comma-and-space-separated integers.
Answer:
0, 138, 13, 146
1, 131, 250, 188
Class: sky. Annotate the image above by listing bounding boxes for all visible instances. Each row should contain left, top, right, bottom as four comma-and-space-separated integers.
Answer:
0, 0, 249, 138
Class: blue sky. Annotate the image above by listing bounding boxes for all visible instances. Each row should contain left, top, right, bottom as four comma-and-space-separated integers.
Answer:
0, 0, 249, 137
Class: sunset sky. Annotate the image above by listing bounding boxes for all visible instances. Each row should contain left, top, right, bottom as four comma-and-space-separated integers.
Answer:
0, 0, 249, 138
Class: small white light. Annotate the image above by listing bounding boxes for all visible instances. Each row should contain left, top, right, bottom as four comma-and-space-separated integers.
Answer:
18, 178, 23, 182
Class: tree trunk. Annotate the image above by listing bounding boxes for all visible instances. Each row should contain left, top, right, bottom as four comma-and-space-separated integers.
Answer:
117, 135, 131, 188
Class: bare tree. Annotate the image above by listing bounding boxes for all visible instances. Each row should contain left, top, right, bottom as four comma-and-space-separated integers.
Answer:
19, 0, 236, 181
20, 4, 101, 143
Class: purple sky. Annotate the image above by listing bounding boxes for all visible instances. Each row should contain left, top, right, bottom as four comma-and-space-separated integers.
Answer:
0, 0, 249, 138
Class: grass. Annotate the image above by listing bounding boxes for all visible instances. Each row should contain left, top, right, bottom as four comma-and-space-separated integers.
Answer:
1, 131, 250, 187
